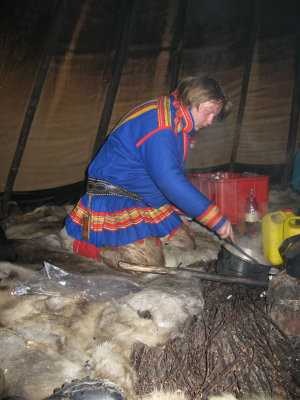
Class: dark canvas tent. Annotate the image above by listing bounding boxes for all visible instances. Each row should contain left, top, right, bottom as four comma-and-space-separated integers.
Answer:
1, 3, 300, 398
1, 0, 300, 207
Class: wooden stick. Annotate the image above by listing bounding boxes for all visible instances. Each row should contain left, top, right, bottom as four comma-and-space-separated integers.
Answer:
118, 262, 269, 287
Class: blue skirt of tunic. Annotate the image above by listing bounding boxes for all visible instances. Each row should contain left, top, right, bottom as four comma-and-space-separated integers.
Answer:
64, 194, 183, 248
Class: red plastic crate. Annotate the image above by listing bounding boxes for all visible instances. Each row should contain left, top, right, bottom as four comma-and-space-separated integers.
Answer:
186, 172, 269, 224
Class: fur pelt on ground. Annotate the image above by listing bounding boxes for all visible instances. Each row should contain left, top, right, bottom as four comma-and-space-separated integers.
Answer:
0, 261, 36, 288
140, 390, 279, 400
1, 202, 223, 270
0, 192, 298, 400
0, 261, 205, 400
140, 389, 188, 400
208, 395, 279, 400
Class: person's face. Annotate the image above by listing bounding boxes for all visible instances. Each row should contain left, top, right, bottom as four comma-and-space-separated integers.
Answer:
190, 101, 223, 131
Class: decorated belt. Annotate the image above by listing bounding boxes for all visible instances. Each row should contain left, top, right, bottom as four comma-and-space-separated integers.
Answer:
82, 178, 147, 242
86, 177, 147, 205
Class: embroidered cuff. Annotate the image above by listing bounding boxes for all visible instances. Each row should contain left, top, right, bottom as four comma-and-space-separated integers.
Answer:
173, 207, 185, 215
196, 204, 225, 230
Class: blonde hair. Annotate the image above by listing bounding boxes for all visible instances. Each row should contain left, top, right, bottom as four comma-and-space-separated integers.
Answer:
176, 75, 232, 119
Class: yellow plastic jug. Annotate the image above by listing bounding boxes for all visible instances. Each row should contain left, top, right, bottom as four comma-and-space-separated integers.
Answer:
283, 216, 300, 240
262, 209, 295, 265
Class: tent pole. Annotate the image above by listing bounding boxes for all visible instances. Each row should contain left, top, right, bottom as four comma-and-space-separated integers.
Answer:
229, 0, 261, 172
169, 0, 189, 92
1, 0, 67, 209
92, 0, 136, 159
281, 31, 300, 186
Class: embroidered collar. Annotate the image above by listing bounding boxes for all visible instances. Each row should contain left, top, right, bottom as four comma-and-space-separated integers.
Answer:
170, 90, 195, 135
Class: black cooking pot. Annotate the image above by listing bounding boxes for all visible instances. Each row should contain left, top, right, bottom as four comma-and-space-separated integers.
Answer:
279, 234, 300, 279
216, 242, 272, 282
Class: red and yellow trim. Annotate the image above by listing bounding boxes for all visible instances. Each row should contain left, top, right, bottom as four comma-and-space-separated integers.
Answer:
113, 100, 158, 132
157, 96, 172, 128
135, 96, 173, 147
196, 204, 224, 230
69, 201, 176, 232
136, 128, 161, 147
127, 93, 193, 165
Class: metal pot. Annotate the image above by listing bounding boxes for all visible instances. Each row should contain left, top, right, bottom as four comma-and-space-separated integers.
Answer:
216, 240, 273, 282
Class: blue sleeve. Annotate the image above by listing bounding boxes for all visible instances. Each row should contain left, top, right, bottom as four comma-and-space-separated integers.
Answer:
138, 128, 226, 230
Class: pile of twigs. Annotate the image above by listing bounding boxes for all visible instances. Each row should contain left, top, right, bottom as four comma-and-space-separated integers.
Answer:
131, 261, 300, 399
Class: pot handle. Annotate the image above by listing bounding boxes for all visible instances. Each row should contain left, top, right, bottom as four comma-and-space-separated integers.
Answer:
278, 234, 300, 258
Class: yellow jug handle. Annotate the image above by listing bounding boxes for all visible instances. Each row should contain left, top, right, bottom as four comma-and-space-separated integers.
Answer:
285, 216, 300, 225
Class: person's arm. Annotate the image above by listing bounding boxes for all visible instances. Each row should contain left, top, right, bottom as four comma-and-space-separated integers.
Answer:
138, 128, 232, 237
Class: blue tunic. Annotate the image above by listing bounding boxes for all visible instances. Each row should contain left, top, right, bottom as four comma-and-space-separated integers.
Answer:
65, 91, 226, 248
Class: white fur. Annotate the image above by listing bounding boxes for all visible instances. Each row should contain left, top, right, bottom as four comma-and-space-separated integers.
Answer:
208, 395, 279, 400
125, 287, 204, 331
90, 341, 136, 393
162, 221, 222, 268
0, 264, 281, 400
163, 246, 211, 268
0, 269, 199, 399
140, 389, 187, 400
0, 198, 290, 400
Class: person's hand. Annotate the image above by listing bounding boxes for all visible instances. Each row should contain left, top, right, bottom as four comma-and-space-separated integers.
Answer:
216, 219, 235, 243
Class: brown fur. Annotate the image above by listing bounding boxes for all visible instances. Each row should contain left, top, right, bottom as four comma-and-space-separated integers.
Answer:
5, 205, 70, 225
100, 236, 165, 272
5, 221, 64, 239
161, 224, 196, 250
3, 205, 71, 240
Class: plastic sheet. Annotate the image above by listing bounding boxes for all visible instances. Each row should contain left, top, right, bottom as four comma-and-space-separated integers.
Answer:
12, 262, 140, 301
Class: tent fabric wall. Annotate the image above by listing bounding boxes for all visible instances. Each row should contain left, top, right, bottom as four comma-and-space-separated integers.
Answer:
182, 0, 300, 170
0, 0, 127, 192
0, 0, 299, 201
186, 37, 299, 169
0, 0, 58, 192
